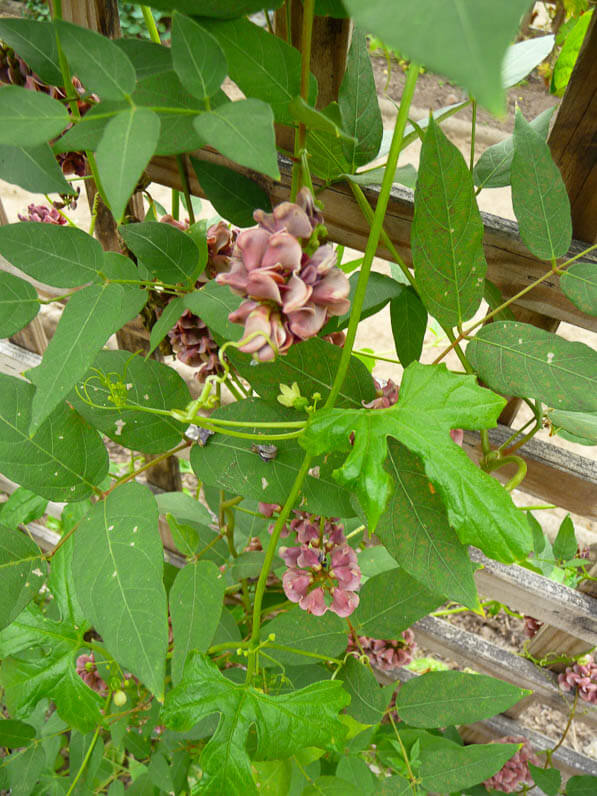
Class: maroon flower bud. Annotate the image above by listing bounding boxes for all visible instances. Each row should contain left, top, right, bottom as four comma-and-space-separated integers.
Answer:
523, 615, 543, 638
363, 378, 400, 409
75, 653, 108, 696
167, 308, 222, 382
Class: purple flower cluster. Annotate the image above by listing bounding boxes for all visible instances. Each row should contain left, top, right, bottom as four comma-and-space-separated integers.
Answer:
18, 204, 66, 225
558, 655, 597, 704
274, 511, 361, 618
216, 188, 350, 361
75, 653, 107, 696
482, 736, 539, 793
348, 630, 416, 672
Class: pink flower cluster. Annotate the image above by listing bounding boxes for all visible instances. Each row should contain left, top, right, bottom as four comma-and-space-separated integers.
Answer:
558, 655, 597, 704
216, 188, 350, 361
18, 204, 66, 225
75, 653, 107, 696
523, 615, 543, 639
348, 630, 416, 672
482, 736, 539, 793
277, 513, 361, 618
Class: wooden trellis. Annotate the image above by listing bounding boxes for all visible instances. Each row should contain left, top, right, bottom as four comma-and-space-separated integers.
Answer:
2, 0, 597, 782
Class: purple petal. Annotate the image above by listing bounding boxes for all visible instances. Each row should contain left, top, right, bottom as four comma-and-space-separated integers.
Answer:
282, 274, 313, 313
299, 587, 328, 616
261, 231, 303, 271
237, 227, 271, 271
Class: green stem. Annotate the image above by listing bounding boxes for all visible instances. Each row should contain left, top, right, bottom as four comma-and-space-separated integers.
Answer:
484, 455, 527, 491
141, 6, 161, 44
469, 100, 477, 172
267, 642, 343, 665
176, 155, 196, 225
65, 699, 108, 796
443, 327, 474, 373
246, 452, 313, 679
208, 640, 250, 655
171, 189, 180, 221
327, 63, 420, 408
291, 0, 315, 200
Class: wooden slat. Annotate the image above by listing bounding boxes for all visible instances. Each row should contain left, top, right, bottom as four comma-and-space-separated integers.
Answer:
146, 151, 597, 332
412, 616, 597, 728
463, 426, 597, 520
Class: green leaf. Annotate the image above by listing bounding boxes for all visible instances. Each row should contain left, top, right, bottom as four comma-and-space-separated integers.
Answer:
190, 398, 354, 517
254, 759, 292, 795
184, 280, 242, 341
167, 514, 201, 559
0, 86, 69, 147
289, 96, 355, 143
412, 117, 487, 328
95, 108, 160, 223
323, 271, 404, 334
466, 321, 597, 413
351, 568, 442, 637
72, 482, 168, 698
566, 774, 597, 795
307, 110, 352, 182
511, 108, 572, 260
0, 719, 36, 749
336, 757, 376, 792
396, 671, 529, 727
100, 251, 149, 325
0, 373, 108, 502
0, 606, 103, 732
131, 70, 209, 156
419, 741, 521, 792
120, 220, 201, 285
70, 350, 191, 454
202, 17, 304, 125
28, 283, 134, 434
5, 743, 46, 796
230, 337, 376, 409
52, 101, 125, 154
114, 38, 172, 81
163, 652, 349, 794
553, 514, 577, 561
193, 99, 280, 180
346, 163, 418, 189
338, 28, 383, 170
0, 19, 61, 84
48, 535, 86, 627
338, 657, 389, 725
155, 491, 212, 527
0, 525, 45, 630
170, 561, 225, 684
0, 222, 103, 287
502, 35, 555, 88
548, 408, 597, 445
172, 12, 227, 101
148, 752, 175, 794
343, 0, 530, 114
0, 143, 74, 194
303, 776, 361, 796
0, 271, 39, 337
377, 440, 479, 609
301, 362, 533, 560
145, 1, 284, 17
390, 287, 427, 367
229, 551, 266, 580
560, 261, 597, 316
148, 295, 185, 357
263, 607, 347, 666
0, 488, 47, 529
473, 105, 555, 190
528, 763, 561, 796
552, 9, 593, 97
55, 20, 136, 100
190, 156, 271, 228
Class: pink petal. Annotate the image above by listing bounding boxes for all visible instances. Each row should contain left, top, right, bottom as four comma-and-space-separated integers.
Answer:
237, 227, 271, 271
330, 544, 358, 569
450, 428, 464, 447
282, 569, 311, 602
333, 565, 361, 591
299, 587, 328, 615
279, 546, 301, 567
282, 274, 312, 313
261, 231, 303, 271
309, 244, 337, 274
287, 304, 327, 339
297, 546, 321, 569
245, 271, 283, 304
311, 269, 350, 311
330, 588, 359, 618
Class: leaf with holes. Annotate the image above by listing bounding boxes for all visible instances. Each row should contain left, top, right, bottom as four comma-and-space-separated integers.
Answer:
55, 20, 136, 100
193, 99, 279, 180
339, 28, 383, 170
0, 373, 108, 502
72, 483, 168, 698
170, 561, 226, 685
0, 271, 39, 338
95, 107, 160, 223
377, 440, 479, 609
511, 109, 572, 260
466, 321, 597, 413
163, 652, 349, 794
412, 117, 487, 328
344, 0, 531, 114
302, 363, 533, 560
0, 86, 69, 147
172, 12, 227, 101
560, 262, 597, 316
0, 222, 102, 287
70, 350, 191, 454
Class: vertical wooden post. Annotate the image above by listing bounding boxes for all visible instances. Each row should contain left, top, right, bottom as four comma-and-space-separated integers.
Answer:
60, 0, 181, 491
499, 14, 597, 425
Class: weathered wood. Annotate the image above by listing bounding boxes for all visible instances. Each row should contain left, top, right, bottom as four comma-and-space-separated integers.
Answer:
58, 0, 121, 37
548, 10, 597, 245
463, 426, 597, 520
147, 151, 597, 332
412, 616, 597, 728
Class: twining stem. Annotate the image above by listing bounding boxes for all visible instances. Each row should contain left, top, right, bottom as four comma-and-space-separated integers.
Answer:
103, 440, 191, 497
469, 100, 477, 172
326, 62, 420, 408
432, 242, 597, 364
65, 693, 111, 796
141, 5, 161, 43
291, 0, 315, 201
175, 155, 196, 225
267, 642, 343, 665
